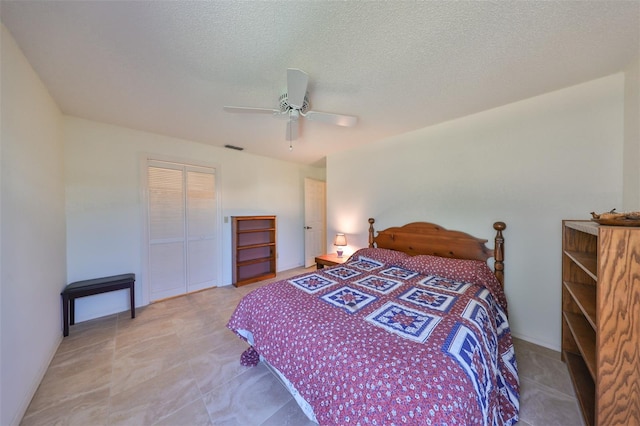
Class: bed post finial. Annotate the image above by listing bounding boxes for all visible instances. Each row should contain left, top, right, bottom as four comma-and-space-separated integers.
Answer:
368, 218, 375, 248
493, 221, 506, 287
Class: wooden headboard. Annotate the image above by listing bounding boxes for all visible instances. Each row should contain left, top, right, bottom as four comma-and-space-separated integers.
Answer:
367, 218, 506, 286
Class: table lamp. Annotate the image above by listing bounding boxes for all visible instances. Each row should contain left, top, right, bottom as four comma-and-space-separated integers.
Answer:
334, 233, 347, 257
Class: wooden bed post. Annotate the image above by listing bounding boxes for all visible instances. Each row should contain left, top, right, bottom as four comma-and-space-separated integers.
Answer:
368, 218, 375, 248
493, 221, 506, 287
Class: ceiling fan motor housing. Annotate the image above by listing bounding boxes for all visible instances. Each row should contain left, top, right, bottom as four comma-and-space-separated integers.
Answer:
224, 69, 357, 142
279, 93, 310, 114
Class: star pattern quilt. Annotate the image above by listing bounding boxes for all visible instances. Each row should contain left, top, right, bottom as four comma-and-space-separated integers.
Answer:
227, 248, 519, 425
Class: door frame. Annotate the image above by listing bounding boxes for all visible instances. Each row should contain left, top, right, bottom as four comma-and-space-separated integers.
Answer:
139, 153, 223, 305
304, 178, 327, 267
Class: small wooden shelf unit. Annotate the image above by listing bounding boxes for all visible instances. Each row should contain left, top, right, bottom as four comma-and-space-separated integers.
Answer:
232, 216, 276, 287
561, 220, 640, 426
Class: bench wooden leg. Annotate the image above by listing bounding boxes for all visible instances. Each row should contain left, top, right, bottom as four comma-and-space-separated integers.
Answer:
70, 298, 75, 325
130, 283, 135, 318
62, 295, 69, 337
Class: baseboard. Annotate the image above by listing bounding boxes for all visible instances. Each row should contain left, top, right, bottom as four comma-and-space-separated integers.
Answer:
511, 331, 559, 352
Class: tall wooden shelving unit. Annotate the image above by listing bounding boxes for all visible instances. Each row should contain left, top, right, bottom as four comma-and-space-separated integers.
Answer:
561, 220, 640, 426
232, 216, 276, 287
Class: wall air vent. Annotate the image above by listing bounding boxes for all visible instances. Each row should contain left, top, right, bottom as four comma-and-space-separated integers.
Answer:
224, 144, 244, 151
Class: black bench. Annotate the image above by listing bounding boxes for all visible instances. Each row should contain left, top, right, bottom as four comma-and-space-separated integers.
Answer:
61, 273, 135, 336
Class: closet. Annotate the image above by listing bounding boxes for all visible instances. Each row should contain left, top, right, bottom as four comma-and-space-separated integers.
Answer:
147, 160, 219, 301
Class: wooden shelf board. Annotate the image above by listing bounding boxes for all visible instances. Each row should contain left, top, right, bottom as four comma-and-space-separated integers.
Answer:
237, 242, 276, 250
563, 281, 597, 329
564, 220, 599, 236
237, 228, 276, 234
563, 311, 596, 379
564, 250, 597, 280
233, 271, 276, 287
563, 351, 595, 426
236, 256, 275, 267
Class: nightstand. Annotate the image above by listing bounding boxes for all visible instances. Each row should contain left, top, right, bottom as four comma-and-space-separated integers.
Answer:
315, 253, 349, 269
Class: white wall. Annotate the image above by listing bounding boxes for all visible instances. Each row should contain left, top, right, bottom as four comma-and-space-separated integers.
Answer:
623, 57, 640, 210
327, 74, 625, 350
65, 117, 325, 322
1, 25, 67, 426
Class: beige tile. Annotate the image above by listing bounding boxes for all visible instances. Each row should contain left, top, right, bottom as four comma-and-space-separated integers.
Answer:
171, 309, 222, 342
108, 363, 201, 426
57, 314, 117, 354
515, 342, 575, 397
191, 287, 239, 308
116, 295, 193, 332
188, 339, 251, 395
27, 336, 114, 413
216, 313, 242, 331
116, 306, 177, 333
153, 398, 213, 426
261, 398, 317, 426
25, 343, 114, 418
115, 315, 176, 353
518, 377, 584, 426
49, 338, 114, 372
202, 364, 292, 425
183, 327, 245, 359
25, 363, 112, 415
20, 386, 110, 426
111, 332, 188, 396
513, 337, 562, 361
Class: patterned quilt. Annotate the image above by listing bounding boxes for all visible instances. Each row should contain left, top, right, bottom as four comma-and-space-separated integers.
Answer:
227, 248, 519, 425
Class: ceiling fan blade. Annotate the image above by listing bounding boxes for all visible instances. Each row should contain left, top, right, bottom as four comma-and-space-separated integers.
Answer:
287, 68, 309, 109
286, 118, 299, 141
223, 106, 280, 115
304, 110, 358, 127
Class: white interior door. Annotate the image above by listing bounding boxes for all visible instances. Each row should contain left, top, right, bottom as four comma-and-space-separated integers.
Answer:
304, 178, 326, 267
147, 160, 218, 301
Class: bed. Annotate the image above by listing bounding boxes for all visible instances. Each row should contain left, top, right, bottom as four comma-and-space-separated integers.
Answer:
227, 218, 519, 425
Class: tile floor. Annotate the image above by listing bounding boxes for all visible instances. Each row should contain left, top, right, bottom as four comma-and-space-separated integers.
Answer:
21, 267, 583, 425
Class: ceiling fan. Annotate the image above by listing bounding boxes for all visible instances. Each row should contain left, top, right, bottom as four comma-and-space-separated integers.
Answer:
224, 68, 358, 143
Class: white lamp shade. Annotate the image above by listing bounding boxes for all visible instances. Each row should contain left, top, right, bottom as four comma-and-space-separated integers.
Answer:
334, 233, 347, 246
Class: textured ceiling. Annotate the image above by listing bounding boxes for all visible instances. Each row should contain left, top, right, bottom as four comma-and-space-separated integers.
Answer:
2, 1, 639, 166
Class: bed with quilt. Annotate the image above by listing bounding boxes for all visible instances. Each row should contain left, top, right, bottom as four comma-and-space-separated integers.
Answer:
227, 218, 519, 425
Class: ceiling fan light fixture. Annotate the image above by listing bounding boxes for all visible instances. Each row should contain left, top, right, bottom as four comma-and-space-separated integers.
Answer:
279, 93, 310, 114
224, 69, 357, 143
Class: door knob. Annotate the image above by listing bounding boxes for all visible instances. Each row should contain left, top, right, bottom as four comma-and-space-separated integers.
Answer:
304, 226, 312, 229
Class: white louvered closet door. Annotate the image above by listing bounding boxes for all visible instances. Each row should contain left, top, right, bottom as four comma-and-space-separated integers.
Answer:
185, 169, 217, 293
147, 161, 217, 301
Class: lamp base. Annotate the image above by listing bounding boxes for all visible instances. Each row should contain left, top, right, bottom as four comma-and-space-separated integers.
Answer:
336, 249, 344, 258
